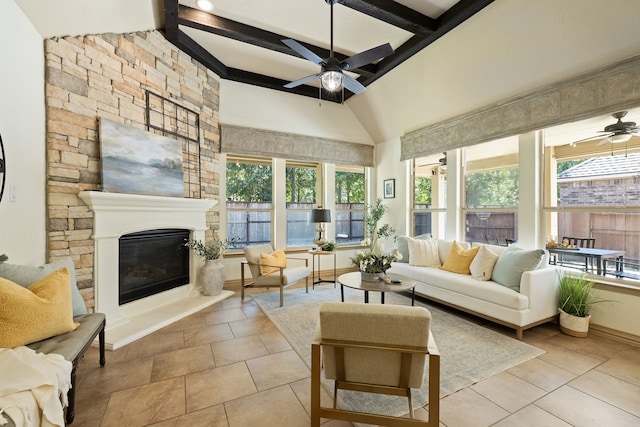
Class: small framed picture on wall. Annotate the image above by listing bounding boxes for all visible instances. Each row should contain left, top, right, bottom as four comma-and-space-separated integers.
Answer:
383, 179, 395, 199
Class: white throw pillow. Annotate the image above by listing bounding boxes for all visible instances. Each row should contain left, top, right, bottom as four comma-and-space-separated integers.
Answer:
408, 237, 441, 267
470, 245, 499, 281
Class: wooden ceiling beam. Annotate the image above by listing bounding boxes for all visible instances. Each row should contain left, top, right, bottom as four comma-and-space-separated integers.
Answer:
177, 5, 376, 77
337, 0, 437, 37
163, 0, 495, 100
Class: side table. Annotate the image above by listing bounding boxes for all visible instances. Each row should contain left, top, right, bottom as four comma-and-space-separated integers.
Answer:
308, 250, 337, 289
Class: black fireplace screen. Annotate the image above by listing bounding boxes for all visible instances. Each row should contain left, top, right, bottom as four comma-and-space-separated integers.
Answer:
119, 228, 190, 305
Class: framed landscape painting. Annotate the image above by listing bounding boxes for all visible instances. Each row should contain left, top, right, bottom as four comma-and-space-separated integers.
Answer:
99, 118, 184, 197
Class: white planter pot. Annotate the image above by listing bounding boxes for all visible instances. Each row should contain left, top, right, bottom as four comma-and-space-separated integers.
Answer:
559, 309, 591, 337
199, 259, 225, 296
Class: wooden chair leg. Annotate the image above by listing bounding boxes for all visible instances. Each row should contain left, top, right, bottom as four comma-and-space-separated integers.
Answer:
311, 344, 322, 427
240, 266, 246, 301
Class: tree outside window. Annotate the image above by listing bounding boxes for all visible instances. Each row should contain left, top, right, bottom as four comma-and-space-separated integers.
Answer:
335, 167, 365, 244
226, 158, 272, 248
286, 163, 317, 247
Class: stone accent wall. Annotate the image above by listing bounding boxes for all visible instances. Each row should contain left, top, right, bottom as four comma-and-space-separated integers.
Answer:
44, 30, 221, 311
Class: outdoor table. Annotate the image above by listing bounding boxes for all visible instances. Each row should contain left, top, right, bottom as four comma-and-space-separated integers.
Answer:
547, 247, 625, 275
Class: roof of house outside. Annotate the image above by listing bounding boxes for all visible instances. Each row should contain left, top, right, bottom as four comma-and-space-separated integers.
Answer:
558, 152, 640, 180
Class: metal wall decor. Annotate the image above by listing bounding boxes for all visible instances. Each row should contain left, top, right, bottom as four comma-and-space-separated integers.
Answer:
0, 132, 5, 204
145, 90, 202, 198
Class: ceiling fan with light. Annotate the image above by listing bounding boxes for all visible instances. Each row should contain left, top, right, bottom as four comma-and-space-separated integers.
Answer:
282, 0, 394, 95
571, 111, 640, 146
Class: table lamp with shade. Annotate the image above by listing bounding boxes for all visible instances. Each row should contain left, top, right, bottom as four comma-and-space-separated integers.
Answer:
311, 207, 331, 247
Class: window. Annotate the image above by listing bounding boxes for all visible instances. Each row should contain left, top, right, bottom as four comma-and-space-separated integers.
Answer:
286, 162, 317, 247
412, 158, 446, 238
544, 137, 640, 280
226, 156, 272, 249
463, 139, 519, 245
335, 166, 365, 244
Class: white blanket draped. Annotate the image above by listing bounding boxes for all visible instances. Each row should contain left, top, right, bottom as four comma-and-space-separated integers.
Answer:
0, 347, 72, 427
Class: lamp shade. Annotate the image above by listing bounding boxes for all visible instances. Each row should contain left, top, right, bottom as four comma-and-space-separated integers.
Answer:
311, 208, 331, 223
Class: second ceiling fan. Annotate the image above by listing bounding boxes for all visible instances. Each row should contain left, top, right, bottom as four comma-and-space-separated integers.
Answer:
282, 0, 394, 95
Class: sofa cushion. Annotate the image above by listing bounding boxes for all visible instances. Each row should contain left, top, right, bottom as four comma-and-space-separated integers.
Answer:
492, 247, 545, 292
0, 257, 86, 317
260, 249, 286, 275
408, 237, 441, 267
387, 262, 528, 310
440, 241, 479, 275
396, 234, 430, 263
470, 245, 499, 281
0, 268, 79, 348
437, 239, 470, 265
471, 242, 508, 257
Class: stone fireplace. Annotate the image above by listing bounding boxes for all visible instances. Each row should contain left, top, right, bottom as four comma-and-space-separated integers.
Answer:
79, 191, 229, 349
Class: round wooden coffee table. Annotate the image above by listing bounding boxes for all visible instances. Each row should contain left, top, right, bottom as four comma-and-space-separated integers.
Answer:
338, 271, 416, 305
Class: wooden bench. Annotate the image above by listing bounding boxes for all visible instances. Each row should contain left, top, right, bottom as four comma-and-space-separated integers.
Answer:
4, 313, 106, 426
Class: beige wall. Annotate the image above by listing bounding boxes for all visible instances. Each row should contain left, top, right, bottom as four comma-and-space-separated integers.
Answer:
0, 1, 47, 265
219, 80, 373, 144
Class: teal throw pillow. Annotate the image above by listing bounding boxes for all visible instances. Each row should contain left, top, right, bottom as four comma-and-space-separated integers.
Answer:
0, 257, 87, 317
491, 247, 544, 292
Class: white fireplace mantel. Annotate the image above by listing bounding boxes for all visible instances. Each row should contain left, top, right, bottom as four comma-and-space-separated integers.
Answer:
79, 191, 229, 349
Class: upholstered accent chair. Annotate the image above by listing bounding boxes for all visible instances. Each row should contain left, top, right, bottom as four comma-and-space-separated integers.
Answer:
240, 244, 310, 307
311, 302, 440, 427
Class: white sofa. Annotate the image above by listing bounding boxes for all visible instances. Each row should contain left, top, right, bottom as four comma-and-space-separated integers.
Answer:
387, 239, 559, 339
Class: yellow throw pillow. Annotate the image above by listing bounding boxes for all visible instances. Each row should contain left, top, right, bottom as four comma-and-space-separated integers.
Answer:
259, 250, 287, 275
440, 241, 480, 275
0, 268, 79, 348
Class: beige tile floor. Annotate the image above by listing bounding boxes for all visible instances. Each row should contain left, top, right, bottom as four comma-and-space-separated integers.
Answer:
72, 283, 640, 427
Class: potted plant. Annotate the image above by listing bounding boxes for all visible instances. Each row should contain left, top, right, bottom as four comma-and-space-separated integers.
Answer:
350, 198, 401, 281
321, 241, 336, 252
557, 271, 603, 337
184, 236, 235, 296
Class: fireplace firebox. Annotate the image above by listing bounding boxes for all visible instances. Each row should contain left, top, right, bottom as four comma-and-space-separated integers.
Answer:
119, 228, 190, 305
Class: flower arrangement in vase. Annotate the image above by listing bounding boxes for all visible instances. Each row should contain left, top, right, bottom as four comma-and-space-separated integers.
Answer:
350, 198, 401, 280
184, 236, 236, 296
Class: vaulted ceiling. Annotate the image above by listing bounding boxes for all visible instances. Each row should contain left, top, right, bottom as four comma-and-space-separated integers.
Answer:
13, 0, 640, 145
165, 0, 494, 101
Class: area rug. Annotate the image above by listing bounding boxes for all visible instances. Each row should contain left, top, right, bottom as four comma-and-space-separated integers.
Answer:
252, 285, 544, 417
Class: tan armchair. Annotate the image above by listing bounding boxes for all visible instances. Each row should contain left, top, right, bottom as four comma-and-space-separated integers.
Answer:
240, 244, 310, 307
311, 302, 440, 427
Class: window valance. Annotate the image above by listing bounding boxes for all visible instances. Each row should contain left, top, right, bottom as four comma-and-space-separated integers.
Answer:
221, 124, 374, 167
401, 54, 640, 161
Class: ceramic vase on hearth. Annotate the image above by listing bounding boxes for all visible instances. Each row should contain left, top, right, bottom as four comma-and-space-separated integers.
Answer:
199, 259, 225, 296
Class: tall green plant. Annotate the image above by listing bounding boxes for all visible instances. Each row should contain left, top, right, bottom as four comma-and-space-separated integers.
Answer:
365, 198, 395, 251
558, 272, 597, 318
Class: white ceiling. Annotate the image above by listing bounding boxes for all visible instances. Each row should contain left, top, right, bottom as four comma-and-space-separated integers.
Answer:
14, 0, 640, 146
